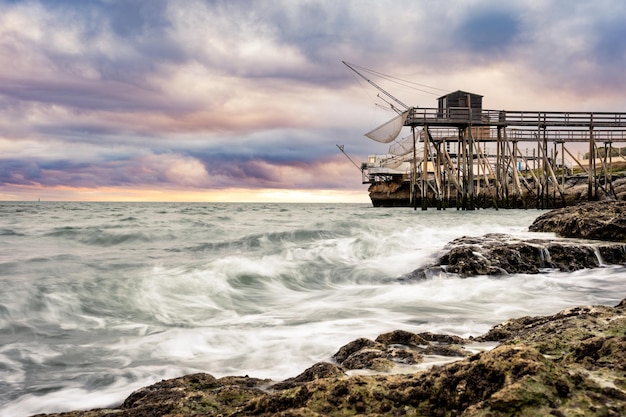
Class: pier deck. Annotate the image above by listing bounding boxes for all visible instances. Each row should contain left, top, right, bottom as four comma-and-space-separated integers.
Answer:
407, 107, 626, 129
364, 105, 626, 210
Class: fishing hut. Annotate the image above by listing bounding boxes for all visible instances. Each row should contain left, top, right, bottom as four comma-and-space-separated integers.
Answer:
437, 90, 483, 122
360, 95, 626, 209
342, 65, 626, 210
343, 60, 626, 209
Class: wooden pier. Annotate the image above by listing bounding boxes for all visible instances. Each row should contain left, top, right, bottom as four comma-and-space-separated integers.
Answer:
362, 91, 626, 210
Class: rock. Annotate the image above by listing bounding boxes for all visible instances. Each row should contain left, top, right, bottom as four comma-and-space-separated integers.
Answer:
599, 244, 626, 264
332, 336, 422, 371
438, 234, 548, 276
369, 181, 412, 207
440, 244, 502, 276
422, 343, 471, 357
341, 348, 395, 371
404, 233, 626, 278
418, 331, 467, 345
331, 337, 382, 363
94, 373, 269, 417
271, 362, 345, 390
384, 346, 424, 364
33, 300, 626, 417
331, 329, 469, 372
369, 173, 626, 208
529, 200, 626, 242
545, 242, 600, 271
375, 329, 428, 347
402, 201, 626, 279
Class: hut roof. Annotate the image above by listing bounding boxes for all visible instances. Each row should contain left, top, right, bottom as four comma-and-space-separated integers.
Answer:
437, 90, 483, 100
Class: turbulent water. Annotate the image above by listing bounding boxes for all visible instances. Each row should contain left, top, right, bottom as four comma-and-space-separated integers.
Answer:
1, 202, 624, 416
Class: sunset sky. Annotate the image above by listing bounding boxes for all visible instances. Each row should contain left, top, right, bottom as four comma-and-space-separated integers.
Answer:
2, 0, 626, 203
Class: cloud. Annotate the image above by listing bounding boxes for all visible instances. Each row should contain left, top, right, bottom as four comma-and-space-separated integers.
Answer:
1, 0, 626, 201
453, 8, 521, 57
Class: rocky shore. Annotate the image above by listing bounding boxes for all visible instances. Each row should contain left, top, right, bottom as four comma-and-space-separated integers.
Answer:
34, 201, 626, 417
34, 300, 626, 417
370, 172, 626, 208
404, 200, 626, 279
403, 233, 626, 279
529, 200, 626, 242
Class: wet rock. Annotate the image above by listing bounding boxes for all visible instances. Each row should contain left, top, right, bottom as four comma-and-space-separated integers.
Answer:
332, 336, 422, 371
341, 348, 395, 371
403, 202, 626, 279
440, 244, 501, 275
106, 373, 268, 417
599, 244, 626, 264
375, 329, 428, 347
418, 331, 467, 345
475, 315, 546, 342
331, 329, 469, 372
422, 343, 471, 357
271, 362, 345, 390
408, 233, 626, 278
385, 346, 424, 364
529, 200, 626, 242
331, 337, 382, 363
545, 243, 600, 271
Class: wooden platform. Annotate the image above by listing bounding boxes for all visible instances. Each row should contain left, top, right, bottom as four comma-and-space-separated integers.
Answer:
368, 106, 626, 210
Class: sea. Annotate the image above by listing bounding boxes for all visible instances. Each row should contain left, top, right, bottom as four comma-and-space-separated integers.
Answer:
1, 202, 624, 416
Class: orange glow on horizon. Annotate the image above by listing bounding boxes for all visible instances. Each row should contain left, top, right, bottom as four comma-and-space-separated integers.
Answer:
0, 185, 371, 204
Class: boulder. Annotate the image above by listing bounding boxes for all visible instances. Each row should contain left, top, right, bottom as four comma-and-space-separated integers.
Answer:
375, 329, 428, 347
330, 329, 469, 372
404, 233, 626, 278
529, 200, 626, 242
271, 362, 345, 390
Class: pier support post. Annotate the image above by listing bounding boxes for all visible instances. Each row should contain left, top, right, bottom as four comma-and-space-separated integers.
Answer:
588, 125, 595, 201
457, 129, 463, 210
434, 139, 443, 210
411, 127, 418, 210
503, 128, 511, 207
422, 124, 429, 210
608, 141, 613, 198
496, 127, 502, 205
561, 141, 566, 202
512, 141, 520, 206
460, 127, 468, 210
542, 125, 548, 209
468, 127, 475, 210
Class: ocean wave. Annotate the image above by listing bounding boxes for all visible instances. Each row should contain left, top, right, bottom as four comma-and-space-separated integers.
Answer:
44, 226, 157, 246
0, 229, 21, 236
184, 228, 341, 253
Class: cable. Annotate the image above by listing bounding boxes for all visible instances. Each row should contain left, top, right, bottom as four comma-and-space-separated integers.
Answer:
349, 63, 448, 96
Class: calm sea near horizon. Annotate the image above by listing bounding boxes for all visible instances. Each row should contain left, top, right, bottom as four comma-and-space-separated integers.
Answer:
1, 201, 624, 416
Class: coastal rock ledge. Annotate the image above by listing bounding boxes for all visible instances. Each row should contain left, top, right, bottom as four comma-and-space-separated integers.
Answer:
529, 200, 626, 242
404, 200, 626, 279
404, 233, 626, 279
35, 299, 626, 417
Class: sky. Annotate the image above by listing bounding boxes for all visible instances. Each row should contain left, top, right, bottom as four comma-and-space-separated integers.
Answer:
1, 0, 626, 203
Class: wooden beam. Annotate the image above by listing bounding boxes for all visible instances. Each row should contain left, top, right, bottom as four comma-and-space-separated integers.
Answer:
422, 124, 429, 210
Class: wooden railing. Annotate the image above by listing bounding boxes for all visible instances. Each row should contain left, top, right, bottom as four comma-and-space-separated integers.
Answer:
501, 111, 626, 127
418, 126, 626, 143
406, 107, 626, 128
